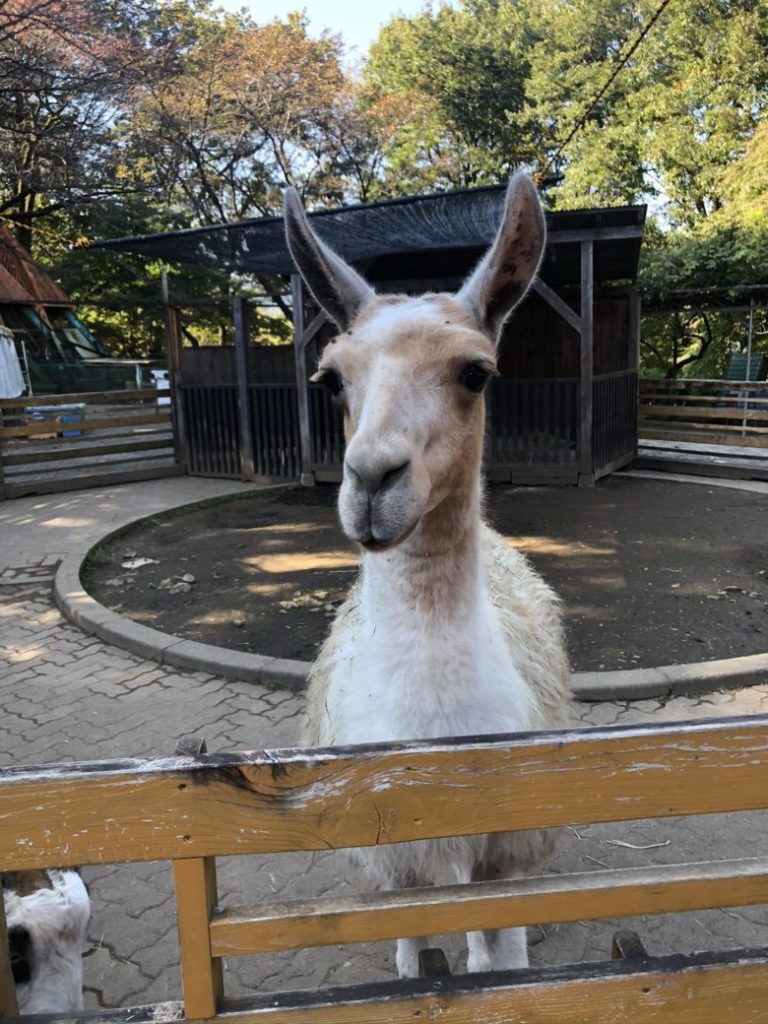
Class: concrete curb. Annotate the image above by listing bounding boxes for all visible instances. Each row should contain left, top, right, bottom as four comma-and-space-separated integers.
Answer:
55, 474, 768, 702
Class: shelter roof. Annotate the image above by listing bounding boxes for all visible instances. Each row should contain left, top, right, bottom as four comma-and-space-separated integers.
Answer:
93, 184, 646, 289
0, 227, 71, 306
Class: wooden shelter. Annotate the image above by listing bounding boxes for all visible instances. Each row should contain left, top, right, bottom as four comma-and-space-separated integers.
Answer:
96, 185, 646, 485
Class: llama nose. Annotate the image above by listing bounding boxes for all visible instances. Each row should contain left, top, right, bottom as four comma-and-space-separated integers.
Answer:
345, 455, 411, 500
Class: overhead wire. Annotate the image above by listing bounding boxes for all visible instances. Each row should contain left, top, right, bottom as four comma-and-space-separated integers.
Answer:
536, 0, 676, 185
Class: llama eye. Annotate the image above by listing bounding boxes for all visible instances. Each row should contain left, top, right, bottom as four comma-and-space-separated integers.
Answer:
320, 369, 343, 397
459, 362, 492, 393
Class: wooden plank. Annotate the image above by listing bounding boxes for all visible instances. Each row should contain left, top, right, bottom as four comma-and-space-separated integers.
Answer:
641, 379, 768, 392
0, 893, 19, 1018
547, 223, 645, 244
639, 426, 768, 448
37, 948, 768, 1024
0, 412, 172, 439
640, 419, 768, 438
2, 436, 173, 467
634, 451, 768, 480
0, 716, 767, 870
640, 405, 768, 424
639, 438, 768, 459
7, 451, 177, 480
174, 859, 223, 1020
579, 240, 594, 479
3, 463, 182, 499
0, 388, 168, 410
640, 394, 768, 406
210, 855, 768, 957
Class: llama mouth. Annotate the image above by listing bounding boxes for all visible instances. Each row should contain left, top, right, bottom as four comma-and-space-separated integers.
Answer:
358, 518, 420, 553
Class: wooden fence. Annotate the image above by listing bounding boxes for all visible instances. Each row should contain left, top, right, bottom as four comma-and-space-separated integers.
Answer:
179, 372, 637, 485
639, 378, 768, 447
1, 715, 767, 1022
0, 388, 178, 498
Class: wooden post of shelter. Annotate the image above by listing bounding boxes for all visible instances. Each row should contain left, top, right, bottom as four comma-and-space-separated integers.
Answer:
628, 285, 641, 456
232, 296, 256, 480
579, 240, 594, 484
291, 274, 315, 486
161, 269, 187, 472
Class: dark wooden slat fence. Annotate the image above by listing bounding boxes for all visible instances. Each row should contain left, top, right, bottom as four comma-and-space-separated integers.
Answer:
487, 377, 580, 470
178, 373, 637, 484
593, 369, 638, 475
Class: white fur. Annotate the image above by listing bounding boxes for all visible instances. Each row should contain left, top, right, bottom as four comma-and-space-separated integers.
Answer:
292, 171, 570, 978
4, 870, 91, 1014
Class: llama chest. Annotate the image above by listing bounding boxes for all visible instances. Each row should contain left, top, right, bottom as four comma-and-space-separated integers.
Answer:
314, 593, 535, 746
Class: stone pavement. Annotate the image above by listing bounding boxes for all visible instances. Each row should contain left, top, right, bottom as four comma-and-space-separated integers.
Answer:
0, 480, 767, 1010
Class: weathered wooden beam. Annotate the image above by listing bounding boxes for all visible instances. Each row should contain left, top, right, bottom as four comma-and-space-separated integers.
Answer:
291, 274, 315, 485
209, 856, 768, 956
162, 271, 187, 471
29, 947, 768, 1024
532, 279, 581, 333
0, 412, 172, 439
0, 388, 167, 410
579, 239, 594, 482
232, 296, 255, 480
174, 858, 223, 1020
547, 224, 645, 245
299, 310, 327, 351
1, 716, 767, 870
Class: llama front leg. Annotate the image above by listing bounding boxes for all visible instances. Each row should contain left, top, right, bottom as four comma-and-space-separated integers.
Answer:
464, 860, 530, 972
395, 936, 433, 978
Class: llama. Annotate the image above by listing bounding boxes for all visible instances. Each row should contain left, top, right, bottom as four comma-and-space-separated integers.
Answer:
3, 869, 91, 1014
284, 172, 571, 978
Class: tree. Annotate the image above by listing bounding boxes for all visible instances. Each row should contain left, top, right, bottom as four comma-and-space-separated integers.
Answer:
0, 0, 206, 252
122, 13, 356, 222
362, 2, 534, 194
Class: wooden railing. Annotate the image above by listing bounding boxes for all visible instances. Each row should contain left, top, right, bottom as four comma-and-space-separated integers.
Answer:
0, 388, 175, 498
593, 369, 638, 474
639, 378, 768, 447
1, 716, 767, 1023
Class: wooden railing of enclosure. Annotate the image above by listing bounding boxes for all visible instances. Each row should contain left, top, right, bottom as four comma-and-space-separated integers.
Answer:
179, 372, 637, 486
2, 715, 767, 1023
639, 379, 768, 447
0, 388, 177, 499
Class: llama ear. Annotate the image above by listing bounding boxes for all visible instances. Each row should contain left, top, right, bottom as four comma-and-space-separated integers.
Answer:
457, 172, 546, 344
284, 188, 374, 331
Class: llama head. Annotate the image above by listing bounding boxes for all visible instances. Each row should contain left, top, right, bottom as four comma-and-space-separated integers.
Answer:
285, 173, 545, 550
3, 869, 91, 1015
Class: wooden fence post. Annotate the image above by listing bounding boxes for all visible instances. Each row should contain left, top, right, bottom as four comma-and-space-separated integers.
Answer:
162, 270, 187, 472
579, 240, 594, 485
233, 296, 256, 480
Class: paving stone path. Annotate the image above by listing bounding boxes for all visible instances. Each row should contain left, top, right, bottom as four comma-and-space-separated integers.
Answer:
1, 480, 766, 1009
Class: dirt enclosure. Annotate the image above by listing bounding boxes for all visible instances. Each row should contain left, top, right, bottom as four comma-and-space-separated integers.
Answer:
84, 475, 768, 672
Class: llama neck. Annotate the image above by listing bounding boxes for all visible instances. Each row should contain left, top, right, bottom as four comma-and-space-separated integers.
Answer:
360, 480, 484, 625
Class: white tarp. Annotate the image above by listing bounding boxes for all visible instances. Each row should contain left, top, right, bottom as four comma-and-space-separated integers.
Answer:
0, 330, 25, 398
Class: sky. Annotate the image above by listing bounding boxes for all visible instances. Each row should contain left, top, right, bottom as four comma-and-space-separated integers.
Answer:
217, 0, 432, 58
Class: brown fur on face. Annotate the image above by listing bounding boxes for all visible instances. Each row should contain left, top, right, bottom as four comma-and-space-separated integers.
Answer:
2, 871, 54, 897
